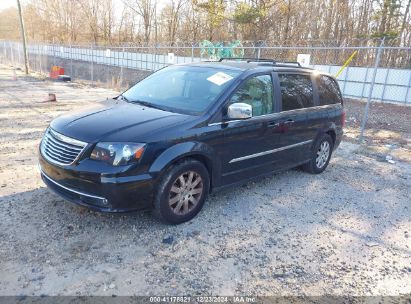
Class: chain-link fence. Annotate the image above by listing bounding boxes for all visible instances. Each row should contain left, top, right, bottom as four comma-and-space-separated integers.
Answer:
0, 41, 411, 103
1, 39, 410, 149
1, 40, 410, 105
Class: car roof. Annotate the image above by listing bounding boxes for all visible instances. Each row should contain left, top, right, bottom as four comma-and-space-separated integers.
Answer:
180, 60, 315, 72
179, 60, 322, 75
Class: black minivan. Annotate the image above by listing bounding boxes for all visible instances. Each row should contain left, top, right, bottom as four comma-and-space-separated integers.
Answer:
39, 59, 344, 224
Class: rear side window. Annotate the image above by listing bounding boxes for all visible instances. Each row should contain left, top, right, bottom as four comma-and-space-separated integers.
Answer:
317, 75, 343, 105
278, 74, 314, 111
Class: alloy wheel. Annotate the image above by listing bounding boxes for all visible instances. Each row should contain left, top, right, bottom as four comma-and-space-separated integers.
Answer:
316, 141, 330, 169
168, 171, 203, 215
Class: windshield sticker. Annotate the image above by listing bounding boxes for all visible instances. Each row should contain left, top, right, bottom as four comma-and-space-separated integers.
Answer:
207, 72, 234, 86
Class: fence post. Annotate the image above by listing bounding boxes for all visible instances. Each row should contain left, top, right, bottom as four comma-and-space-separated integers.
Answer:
37, 44, 43, 75
342, 65, 349, 95
53, 44, 56, 67
381, 67, 390, 102
359, 38, 385, 142
70, 44, 73, 79
152, 45, 156, 70
90, 44, 94, 83
120, 47, 124, 87
1, 42, 3, 63
360, 66, 369, 100
257, 47, 261, 59
39, 44, 42, 75
17, 43, 21, 67
3, 41, 7, 64
10, 42, 13, 65
191, 44, 194, 63
405, 70, 411, 104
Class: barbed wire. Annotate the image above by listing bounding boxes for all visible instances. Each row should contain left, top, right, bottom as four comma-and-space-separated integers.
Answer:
3, 37, 402, 48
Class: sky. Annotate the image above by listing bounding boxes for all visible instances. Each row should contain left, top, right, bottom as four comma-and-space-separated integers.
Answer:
0, 0, 17, 11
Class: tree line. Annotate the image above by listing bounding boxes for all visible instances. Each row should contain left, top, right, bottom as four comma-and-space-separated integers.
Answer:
0, 0, 410, 47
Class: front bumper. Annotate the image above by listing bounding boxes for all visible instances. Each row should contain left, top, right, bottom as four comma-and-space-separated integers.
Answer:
39, 155, 155, 212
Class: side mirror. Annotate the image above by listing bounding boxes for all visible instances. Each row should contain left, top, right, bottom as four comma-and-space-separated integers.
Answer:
227, 103, 252, 120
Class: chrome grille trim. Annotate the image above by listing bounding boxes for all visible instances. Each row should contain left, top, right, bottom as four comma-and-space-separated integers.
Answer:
44, 148, 74, 162
49, 128, 87, 147
44, 143, 78, 157
41, 128, 88, 166
45, 135, 82, 153
40, 168, 107, 203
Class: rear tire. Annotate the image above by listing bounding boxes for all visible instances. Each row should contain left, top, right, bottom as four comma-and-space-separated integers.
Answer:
153, 159, 210, 224
302, 134, 333, 174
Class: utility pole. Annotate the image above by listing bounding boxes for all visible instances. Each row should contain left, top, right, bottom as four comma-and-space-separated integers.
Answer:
16, 0, 29, 75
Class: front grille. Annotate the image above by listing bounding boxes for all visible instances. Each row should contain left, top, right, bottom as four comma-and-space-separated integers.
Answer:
41, 128, 87, 166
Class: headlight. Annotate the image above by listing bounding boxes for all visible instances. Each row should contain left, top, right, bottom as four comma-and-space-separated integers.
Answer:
90, 143, 145, 166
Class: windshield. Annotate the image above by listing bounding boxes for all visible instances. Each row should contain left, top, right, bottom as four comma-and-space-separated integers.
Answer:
122, 66, 240, 115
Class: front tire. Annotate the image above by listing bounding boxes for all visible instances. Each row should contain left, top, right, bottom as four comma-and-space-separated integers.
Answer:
153, 159, 210, 224
302, 134, 333, 174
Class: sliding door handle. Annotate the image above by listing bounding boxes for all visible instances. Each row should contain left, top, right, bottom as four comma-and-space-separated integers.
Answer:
268, 119, 294, 128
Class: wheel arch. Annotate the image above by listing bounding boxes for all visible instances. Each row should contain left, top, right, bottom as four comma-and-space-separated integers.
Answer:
326, 129, 336, 145
311, 124, 337, 151
149, 142, 219, 191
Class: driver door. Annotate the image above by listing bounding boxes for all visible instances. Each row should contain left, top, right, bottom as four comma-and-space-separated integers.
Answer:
220, 74, 284, 185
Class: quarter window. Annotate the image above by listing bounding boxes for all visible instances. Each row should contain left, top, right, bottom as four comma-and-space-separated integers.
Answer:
229, 75, 273, 116
318, 75, 343, 105
279, 74, 314, 111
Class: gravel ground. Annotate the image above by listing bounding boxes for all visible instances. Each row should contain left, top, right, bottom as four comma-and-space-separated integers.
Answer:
0, 65, 410, 296
343, 98, 411, 163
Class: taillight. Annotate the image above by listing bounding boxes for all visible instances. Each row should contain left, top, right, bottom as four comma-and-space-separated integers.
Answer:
341, 111, 346, 127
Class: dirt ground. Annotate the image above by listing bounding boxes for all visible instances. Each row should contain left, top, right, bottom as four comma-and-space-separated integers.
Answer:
0, 64, 410, 296
343, 98, 411, 163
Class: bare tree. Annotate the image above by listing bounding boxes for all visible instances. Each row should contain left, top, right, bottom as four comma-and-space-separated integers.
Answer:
1, 0, 410, 52
123, 0, 156, 44
161, 0, 187, 44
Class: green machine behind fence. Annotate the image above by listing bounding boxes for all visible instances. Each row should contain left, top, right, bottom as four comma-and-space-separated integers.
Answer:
200, 40, 244, 60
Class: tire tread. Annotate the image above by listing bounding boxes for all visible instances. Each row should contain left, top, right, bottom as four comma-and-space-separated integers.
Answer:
152, 158, 209, 224
302, 134, 333, 174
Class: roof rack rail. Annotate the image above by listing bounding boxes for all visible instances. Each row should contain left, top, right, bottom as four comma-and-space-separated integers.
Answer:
219, 57, 274, 63
275, 61, 302, 67
218, 57, 302, 67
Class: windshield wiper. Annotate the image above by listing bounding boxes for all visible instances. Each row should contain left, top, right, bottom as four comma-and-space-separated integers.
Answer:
118, 94, 129, 102
130, 100, 166, 111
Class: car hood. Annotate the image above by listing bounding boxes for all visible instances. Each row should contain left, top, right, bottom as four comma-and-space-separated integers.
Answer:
50, 99, 192, 143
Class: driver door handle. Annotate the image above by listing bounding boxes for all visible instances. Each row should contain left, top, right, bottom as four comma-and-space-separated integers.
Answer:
268, 119, 294, 128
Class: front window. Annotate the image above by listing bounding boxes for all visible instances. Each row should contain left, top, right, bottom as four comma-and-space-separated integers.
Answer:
122, 66, 240, 115
228, 75, 274, 116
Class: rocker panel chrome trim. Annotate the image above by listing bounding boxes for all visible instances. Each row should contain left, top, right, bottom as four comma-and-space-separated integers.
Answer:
229, 140, 313, 163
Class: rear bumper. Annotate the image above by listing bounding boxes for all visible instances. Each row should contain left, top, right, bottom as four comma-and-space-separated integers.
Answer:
39, 155, 155, 212
334, 128, 343, 150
